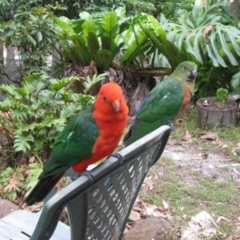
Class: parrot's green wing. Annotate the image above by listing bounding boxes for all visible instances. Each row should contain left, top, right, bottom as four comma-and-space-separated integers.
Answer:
138, 79, 183, 121
41, 106, 99, 178
124, 78, 184, 145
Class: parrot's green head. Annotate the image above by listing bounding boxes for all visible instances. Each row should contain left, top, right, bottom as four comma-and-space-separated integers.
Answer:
173, 61, 198, 94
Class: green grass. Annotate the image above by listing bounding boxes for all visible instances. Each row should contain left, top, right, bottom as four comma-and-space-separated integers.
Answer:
140, 157, 239, 237
138, 105, 240, 238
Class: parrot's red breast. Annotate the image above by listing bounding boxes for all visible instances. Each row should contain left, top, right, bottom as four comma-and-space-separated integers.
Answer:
181, 87, 192, 111
72, 82, 129, 172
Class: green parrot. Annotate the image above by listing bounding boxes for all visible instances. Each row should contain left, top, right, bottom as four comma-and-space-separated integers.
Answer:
123, 61, 197, 146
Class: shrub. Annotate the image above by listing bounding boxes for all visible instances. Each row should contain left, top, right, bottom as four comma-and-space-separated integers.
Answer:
0, 71, 95, 166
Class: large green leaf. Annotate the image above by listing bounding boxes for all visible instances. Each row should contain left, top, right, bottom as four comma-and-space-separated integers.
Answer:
171, 2, 240, 67
95, 50, 113, 70
230, 71, 240, 91
87, 32, 100, 59
70, 35, 92, 64
83, 20, 98, 39
122, 41, 152, 67
50, 76, 80, 91
102, 12, 119, 52
55, 17, 75, 36
216, 27, 238, 66
102, 12, 118, 32
70, 18, 86, 34
121, 25, 148, 66
138, 16, 197, 68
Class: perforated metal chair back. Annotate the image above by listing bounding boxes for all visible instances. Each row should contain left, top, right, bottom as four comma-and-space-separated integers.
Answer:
28, 125, 171, 240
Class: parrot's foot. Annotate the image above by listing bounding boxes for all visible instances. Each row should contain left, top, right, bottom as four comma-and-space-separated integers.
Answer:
68, 173, 82, 182
82, 171, 94, 183
167, 121, 175, 131
107, 152, 124, 164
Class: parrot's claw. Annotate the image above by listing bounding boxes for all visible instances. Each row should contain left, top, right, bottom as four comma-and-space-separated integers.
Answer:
82, 171, 94, 183
68, 173, 82, 182
107, 152, 124, 164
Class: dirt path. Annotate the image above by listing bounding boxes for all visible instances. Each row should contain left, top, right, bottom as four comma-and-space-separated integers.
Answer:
163, 138, 240, 185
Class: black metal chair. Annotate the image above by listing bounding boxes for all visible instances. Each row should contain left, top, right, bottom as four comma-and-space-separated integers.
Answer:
0, 125, 171, 240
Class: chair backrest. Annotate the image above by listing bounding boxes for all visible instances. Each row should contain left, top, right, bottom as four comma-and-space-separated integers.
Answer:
29, 125, 172, 240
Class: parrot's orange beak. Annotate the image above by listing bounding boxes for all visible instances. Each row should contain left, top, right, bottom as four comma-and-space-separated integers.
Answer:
111, 100, 120, 112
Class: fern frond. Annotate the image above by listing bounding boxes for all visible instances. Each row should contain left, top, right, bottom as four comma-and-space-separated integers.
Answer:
50, 76, 81, 91
83, 73, 108, 93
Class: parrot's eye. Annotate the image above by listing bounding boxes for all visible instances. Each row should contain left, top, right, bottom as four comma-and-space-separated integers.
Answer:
183, 66, 187, 70
102, 95, 107, 102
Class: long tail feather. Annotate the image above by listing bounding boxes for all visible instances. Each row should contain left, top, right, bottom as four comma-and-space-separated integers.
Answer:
23, 172, 65, 206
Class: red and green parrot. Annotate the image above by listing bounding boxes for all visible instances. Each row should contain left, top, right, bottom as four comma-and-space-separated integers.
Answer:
123, 61, 197, 146
24, 82, 129, 206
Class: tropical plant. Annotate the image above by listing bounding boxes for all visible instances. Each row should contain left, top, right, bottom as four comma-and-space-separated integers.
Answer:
56, 8, 130, 72
119, 13, 156, 68
128, 1, 240, 98
168, 1, 240, 98
60, 8, 173, 74
56, 9, 177, 89
119, 13, 198, 70
170, 1, 239, 67
56, 10, 173, 116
